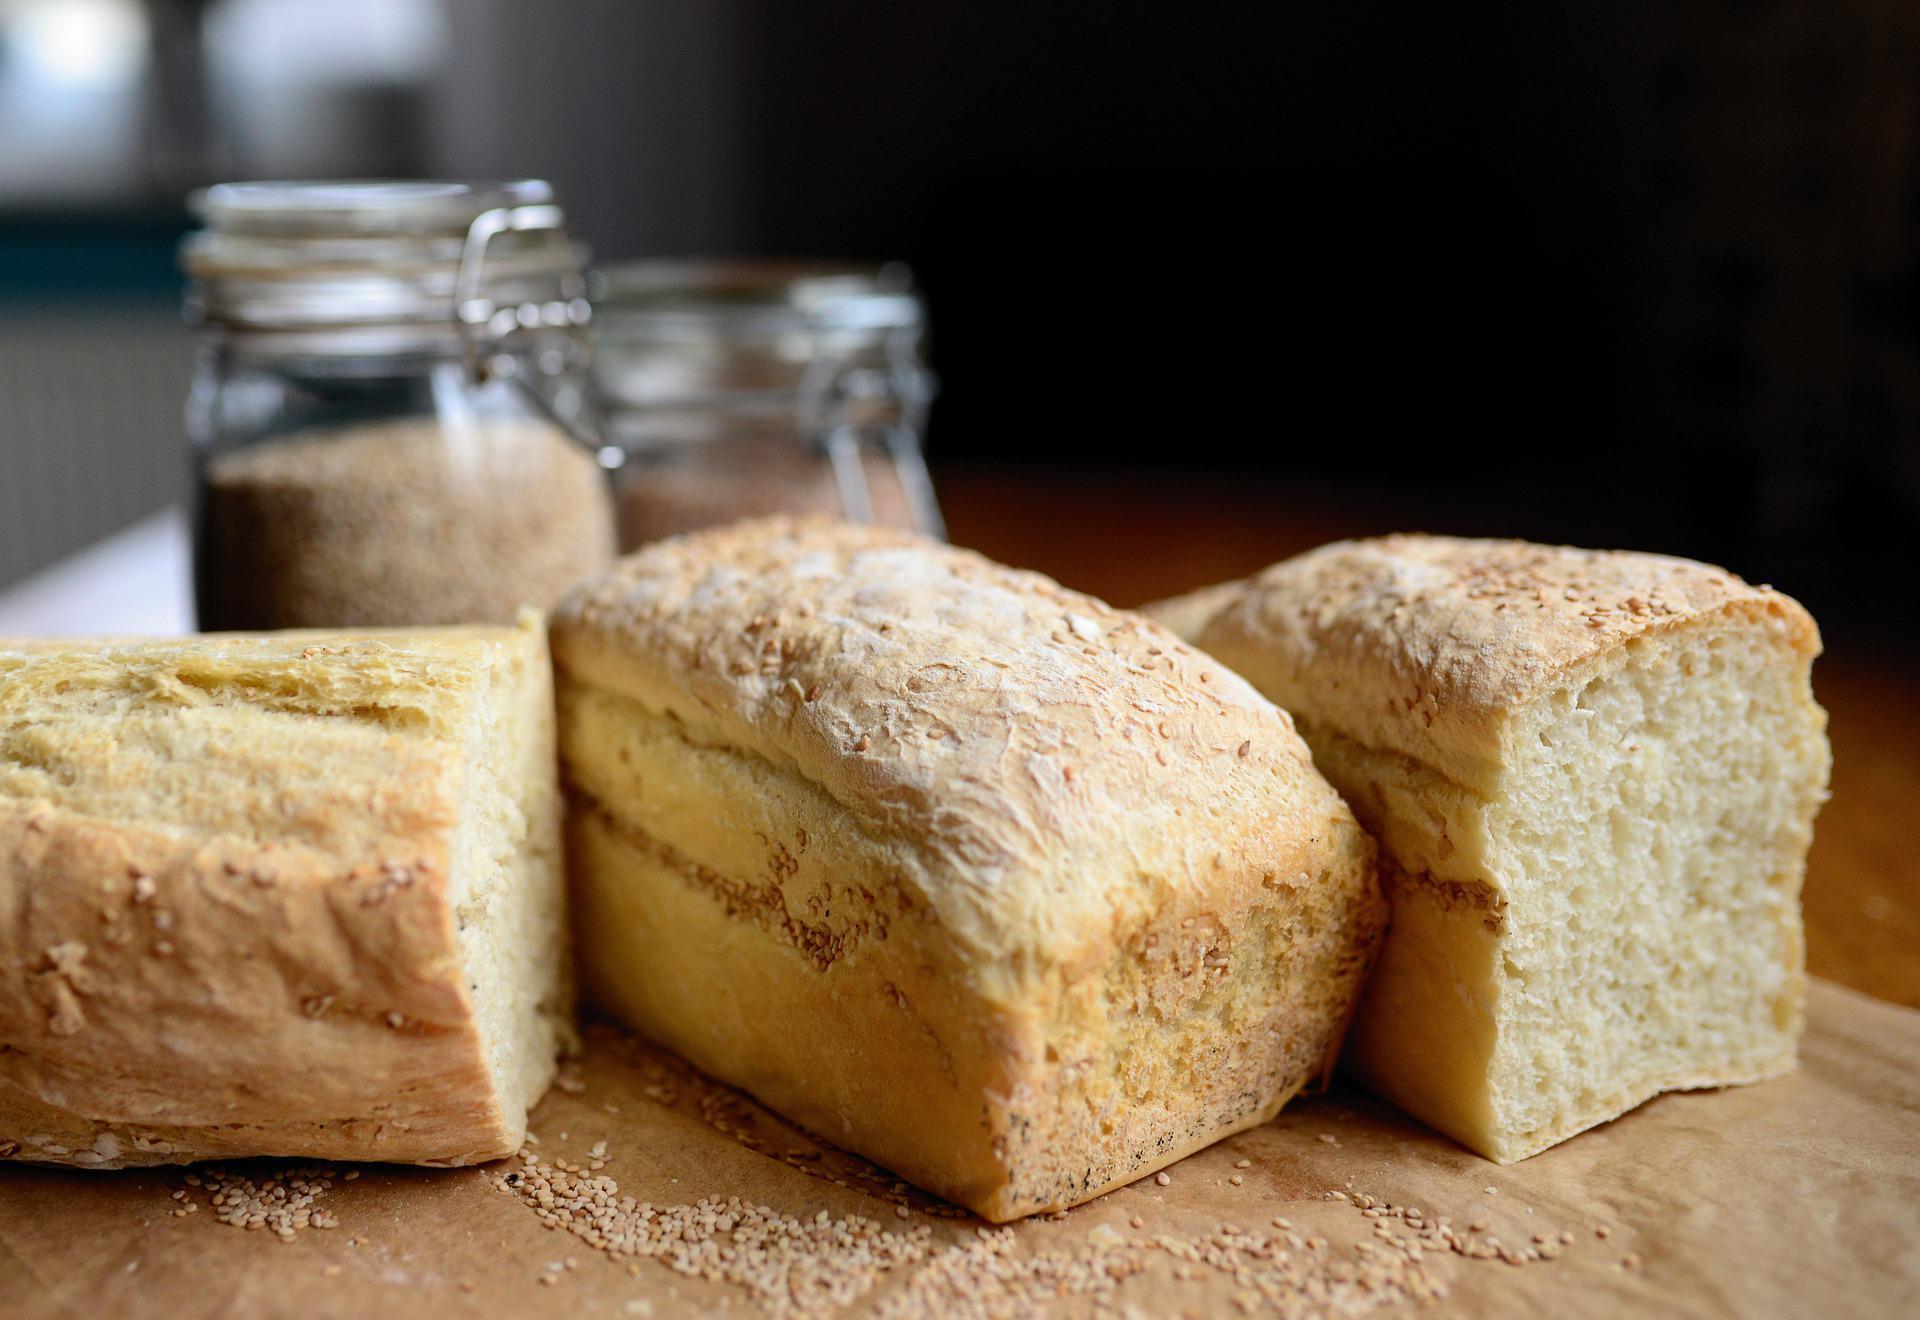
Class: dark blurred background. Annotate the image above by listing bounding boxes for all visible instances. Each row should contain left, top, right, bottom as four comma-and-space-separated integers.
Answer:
2, 0, 1916, 639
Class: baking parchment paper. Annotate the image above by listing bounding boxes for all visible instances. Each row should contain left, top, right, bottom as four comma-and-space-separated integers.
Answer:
1, 979, 1914, 1318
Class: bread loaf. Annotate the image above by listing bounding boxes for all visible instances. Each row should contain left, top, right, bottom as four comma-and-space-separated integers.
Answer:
1149, 536, 1829, 1162
0, 618, 570, 1168
550, 518, 1386, 1221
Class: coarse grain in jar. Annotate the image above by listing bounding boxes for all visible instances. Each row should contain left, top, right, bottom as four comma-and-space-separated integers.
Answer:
183, 179, 616, 629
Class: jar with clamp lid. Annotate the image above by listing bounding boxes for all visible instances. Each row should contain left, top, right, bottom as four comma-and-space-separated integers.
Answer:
182, 179, 617, 630
589, 259, 942, 548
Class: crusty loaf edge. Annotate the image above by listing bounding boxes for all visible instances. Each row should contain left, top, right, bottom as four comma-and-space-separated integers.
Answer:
1150, 536, 1826, 1165
1179, 535, 1821, 795
552, 517, 1390, 1220
0, 621, 569, 1169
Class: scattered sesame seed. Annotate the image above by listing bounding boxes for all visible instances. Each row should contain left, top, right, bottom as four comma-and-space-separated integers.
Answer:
173, 1165, 341, 1240
470, 1029, 1607, 1317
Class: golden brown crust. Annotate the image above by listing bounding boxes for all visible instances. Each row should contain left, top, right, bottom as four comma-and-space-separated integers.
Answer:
1156, 536, 1825, 1165
1189, 535, 1821, 791
552, 517, 1355, 974
553, 518, 1386, 1219
0, 624, 562, 1168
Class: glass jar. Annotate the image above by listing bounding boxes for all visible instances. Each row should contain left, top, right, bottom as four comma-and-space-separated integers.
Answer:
589, 259, 942, 548
182, 179, 617, 631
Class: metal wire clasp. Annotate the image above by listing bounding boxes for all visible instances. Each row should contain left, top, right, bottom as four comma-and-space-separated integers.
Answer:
454, 203, 591, 383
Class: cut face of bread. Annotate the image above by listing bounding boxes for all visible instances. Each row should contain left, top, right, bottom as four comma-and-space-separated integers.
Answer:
552, 518, 1386, 1222
0, 618, 570, 1168
1158, 537, 1829, 1163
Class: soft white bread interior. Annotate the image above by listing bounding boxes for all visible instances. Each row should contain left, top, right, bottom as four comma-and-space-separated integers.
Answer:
1150, 537, 1829, 1163
551, 517, 1386, 1221
0, 617, 570, 1168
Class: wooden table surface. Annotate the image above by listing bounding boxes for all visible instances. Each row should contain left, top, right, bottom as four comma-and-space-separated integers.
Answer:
939, 468, 1920, 1010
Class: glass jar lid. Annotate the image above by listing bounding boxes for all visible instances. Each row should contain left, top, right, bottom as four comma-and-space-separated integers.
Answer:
193, 179, 552, 237
591, 259, 925, 407
183, 179, 586, 342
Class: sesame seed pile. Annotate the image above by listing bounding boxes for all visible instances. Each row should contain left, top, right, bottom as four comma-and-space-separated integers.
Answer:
175, 1165, 345, 1241
870, 1225, 1141, 1317
491, 1150, 936, 1316
492, 1125, 1594, 1319
871, 1190, 1586, 1319
475, 1035, 1624, 1315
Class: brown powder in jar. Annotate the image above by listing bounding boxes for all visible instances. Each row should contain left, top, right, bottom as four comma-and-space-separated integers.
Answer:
198, 416, 615, 629
615, 446, 920, 549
